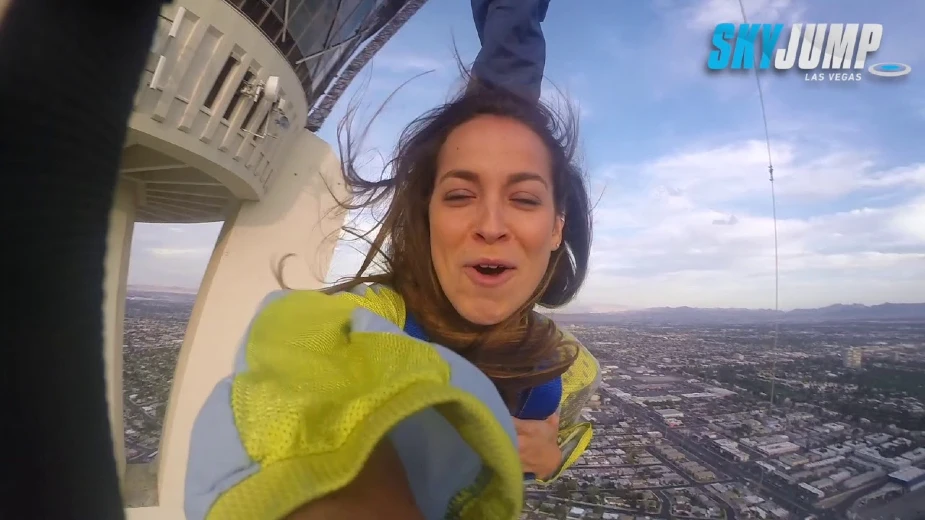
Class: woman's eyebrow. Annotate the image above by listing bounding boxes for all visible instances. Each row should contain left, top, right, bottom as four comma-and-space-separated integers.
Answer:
437, 169, 548, 189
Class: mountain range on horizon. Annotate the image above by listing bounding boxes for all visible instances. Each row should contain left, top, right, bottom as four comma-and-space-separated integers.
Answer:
129, 286, 923, 324
129, 284, 199, 295
543, 302, 925, 325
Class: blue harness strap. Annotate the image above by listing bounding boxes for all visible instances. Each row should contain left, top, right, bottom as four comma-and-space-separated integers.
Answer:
403, 310, 562, 421
402, 310, 429, 344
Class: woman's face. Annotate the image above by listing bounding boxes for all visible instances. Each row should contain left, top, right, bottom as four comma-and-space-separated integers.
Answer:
429, 114, 564, 326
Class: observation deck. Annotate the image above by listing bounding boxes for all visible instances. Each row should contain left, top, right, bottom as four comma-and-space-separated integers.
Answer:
127, 0, 423, 222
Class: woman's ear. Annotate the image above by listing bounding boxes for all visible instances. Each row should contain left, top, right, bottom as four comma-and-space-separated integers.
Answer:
552, 214, 565, 251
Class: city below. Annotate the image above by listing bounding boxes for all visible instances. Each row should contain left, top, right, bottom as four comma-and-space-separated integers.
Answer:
122, 288, 925, 520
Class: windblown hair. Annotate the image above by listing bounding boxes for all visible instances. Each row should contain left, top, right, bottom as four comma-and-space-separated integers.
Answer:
293, 80, 592, 402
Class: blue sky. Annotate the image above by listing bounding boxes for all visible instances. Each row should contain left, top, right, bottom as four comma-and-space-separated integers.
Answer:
129, 0, 925, 310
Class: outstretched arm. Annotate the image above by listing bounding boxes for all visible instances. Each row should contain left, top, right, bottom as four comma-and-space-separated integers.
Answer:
470, 0, 551, 102
542, 342, 601, 483
185, 289, 526, 520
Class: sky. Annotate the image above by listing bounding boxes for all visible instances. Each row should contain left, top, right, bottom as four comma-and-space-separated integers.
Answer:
128, 0, 925, 311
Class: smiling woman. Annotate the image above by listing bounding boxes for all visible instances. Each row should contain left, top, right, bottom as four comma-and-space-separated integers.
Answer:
183, 0, 601, 518
330, 85, 594, 401
430, 115, 564, 326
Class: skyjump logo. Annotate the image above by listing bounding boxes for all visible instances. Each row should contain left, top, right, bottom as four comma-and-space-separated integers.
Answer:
707, 23, 911, 82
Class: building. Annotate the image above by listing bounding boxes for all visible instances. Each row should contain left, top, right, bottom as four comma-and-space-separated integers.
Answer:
803, 455, 845, 470
106, 1, 427, 518
798, 482, 825, 500
855, 447, 913, 472
656, 408, 685, 419
888, 467, 925, 492
901, 447, 925, 464
758, 441, 801, 457
843, 469, 885, 490
714, 439, 750, 463
778, 453, 810, 469
865, 432, 892, 445
844, 347, 863, 368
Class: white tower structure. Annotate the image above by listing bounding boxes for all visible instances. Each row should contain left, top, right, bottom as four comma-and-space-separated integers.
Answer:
105, 1, 427, 517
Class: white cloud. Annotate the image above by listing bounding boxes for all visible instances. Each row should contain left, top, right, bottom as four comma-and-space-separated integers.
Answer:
598, 1, 793, 102
148, 247, 212, 258
607, 139, 925, 205
373, 52, 451, 75
685, 0, 803, 30
324, 135, 925, 310
571, 134, 925, 309
128, 223, 221, 289
891, 196, 925, 241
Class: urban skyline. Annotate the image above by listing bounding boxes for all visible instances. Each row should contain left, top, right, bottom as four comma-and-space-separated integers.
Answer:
125, 283, 925, 313
121, 288, 925, 518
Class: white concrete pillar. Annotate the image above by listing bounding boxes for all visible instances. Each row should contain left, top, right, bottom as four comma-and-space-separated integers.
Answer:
103, 179, 138, 483
156, 129, 348, 509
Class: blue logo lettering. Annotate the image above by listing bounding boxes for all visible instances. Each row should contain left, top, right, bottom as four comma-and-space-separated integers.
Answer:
731, 24, 761, 69
759, 24, 784, 68
707, 23, 736, 70
707, 23, 909, 80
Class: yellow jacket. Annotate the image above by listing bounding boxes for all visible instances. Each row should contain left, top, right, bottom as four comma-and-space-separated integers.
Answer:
184, 285, 600, 520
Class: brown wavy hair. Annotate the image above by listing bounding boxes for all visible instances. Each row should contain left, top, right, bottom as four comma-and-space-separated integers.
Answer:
302, 81, 591, 402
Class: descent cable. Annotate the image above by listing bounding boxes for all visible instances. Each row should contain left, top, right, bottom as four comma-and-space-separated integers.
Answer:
735, 0, 781, 497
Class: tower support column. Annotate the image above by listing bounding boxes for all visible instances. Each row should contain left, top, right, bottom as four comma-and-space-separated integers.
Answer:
103, 179, 138, 483
155, 129, 348, 509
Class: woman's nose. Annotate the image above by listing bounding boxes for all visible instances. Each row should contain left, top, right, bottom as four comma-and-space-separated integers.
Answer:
473, 203, 509, 244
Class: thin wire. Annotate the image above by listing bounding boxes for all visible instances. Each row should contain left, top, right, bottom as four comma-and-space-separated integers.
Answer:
735, 0, 780, 496
283, 0, 290, 42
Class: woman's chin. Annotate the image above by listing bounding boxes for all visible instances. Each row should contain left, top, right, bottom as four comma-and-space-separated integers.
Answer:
457, 302, 515, 327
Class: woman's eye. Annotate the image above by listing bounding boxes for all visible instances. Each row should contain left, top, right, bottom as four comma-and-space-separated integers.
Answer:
513, 197, 541, 206
444, 192, 473, 201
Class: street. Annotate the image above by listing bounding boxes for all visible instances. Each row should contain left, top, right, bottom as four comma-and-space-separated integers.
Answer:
602, 388, 818, 518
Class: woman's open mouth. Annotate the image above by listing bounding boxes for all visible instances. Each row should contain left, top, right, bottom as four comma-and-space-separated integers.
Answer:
464, 261, 516, 288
